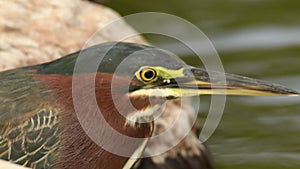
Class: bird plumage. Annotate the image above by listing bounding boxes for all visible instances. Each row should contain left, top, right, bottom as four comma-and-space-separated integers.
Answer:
0, 42, 161, 168
134, 99, 214, 169
0, 69, 60, 168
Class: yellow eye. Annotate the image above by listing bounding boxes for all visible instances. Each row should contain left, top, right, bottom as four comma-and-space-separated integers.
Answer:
140, 68, 157, 82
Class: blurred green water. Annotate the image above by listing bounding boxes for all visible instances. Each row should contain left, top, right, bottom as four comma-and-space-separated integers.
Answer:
103, 0, 300, 168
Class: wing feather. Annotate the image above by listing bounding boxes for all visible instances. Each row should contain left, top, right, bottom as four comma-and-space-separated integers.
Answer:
0, 69, 62, 169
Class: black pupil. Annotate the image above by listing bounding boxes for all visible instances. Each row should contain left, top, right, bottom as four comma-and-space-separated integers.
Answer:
144, 70, 154, 79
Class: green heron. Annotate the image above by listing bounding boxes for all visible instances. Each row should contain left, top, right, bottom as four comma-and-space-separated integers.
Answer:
0, 42, 298, 169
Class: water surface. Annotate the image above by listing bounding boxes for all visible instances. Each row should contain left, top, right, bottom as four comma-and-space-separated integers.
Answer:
104, 1, 300, 168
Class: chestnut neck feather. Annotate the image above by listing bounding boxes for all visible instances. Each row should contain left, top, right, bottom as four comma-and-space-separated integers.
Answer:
36, 73, 155, 169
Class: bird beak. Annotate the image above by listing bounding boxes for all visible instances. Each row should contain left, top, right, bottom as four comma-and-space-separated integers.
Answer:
167, 67, 300, 97
129, 67, 299, 98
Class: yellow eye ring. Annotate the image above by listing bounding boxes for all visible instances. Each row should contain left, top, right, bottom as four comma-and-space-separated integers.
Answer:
140, 68, 157, 82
